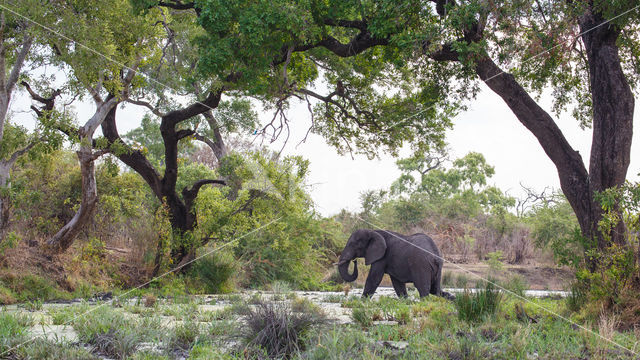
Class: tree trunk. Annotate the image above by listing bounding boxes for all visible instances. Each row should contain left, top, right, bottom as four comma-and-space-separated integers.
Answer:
580, 10, 634, 249
0, 163, 10, 240
46, 147, 99, 253
102, 92, 226, 273
474, 5, 634, 258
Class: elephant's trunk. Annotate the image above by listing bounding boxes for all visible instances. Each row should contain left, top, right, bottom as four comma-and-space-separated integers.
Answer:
338, 258, 358, 282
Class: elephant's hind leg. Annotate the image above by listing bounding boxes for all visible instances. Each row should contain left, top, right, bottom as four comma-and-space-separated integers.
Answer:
413, 273, 432, 298
390, 275, 408, 298
430, 262, 442, 296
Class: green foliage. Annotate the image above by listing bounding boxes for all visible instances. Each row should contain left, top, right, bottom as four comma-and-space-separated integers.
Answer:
454, 281, 503, 322
485, 251, 505, 273
0, 273, 65, 302
194, 151, 340, 289
526, 195, 581, 266
0, 312, 29, 355
566, 282, 588, 312
190, 251, 235, 294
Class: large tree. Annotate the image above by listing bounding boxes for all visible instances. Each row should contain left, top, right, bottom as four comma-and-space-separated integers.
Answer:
136, 0, 639, 263
0, 6, 37, 238
19, 0, 163, 252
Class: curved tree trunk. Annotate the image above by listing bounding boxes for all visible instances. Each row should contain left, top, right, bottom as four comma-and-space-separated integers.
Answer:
102, 91, 227, 274
473, 7, 633, 262
46, 147, 99, 253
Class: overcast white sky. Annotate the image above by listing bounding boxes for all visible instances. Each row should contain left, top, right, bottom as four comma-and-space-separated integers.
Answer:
12, 79, 639, 217
269, 84, 640, 216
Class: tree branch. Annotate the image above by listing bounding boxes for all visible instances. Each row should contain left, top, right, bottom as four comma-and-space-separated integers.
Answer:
6, 34, 33, 93
126, 98, 166, 117
157, 1, 195, 10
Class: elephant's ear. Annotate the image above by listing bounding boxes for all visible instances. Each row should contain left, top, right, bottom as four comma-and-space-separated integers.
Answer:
365, 231, 387, 265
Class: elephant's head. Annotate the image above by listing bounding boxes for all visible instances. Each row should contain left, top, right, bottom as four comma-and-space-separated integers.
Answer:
337, 229, 387, 282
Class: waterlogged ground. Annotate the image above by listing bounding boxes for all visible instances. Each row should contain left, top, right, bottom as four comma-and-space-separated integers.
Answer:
1, 287, 638, 359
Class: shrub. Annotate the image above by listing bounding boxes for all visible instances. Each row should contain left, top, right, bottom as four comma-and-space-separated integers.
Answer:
242, 300, 327, 358
190, 252, 235, 294
454, 281, 503, 322
485, 251, 504, 273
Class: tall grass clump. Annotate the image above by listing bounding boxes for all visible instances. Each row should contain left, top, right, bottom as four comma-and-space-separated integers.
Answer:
0, 312, 30, 355
566, 282, 587, 312
454, 281, 503, 322
190, 252, 235, 294
242, 300, 328, 359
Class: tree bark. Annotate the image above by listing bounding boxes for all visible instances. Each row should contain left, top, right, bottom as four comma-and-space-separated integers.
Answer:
46, 147, 99, 252
102, 90, 226, 272
0, 31, 33, 238
0, 163, 10, 239
580, 10, 634, 248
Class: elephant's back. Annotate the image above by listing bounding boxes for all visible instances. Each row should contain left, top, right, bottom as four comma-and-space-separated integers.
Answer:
408, 233, 442, 261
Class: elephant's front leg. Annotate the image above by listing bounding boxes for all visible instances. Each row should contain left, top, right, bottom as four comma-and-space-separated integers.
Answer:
362, 261, 385, 297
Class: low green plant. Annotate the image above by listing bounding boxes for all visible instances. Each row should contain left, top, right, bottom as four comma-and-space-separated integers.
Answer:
171, 320, 202, 350
0, 312, 29, 355
92, 328, 142, 359
291, 297, 321, 314
24, 299, 43, 311
322, 294, 343, 303
299, 326, 396, 359
190, 342, 233, 359
242, 300, 328, 359
351, 303, 377, 328
270, 280, 293, 294
454, 281, 503, 322
190, 252, 235, 294
18, 338, 97, 360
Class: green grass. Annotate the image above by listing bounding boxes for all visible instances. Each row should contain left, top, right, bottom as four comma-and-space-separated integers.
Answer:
454, 281, 503, 323
2, 290, 639, 360
0, 312, 30, 355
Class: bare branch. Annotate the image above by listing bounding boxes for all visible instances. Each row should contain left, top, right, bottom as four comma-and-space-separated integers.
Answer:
126, 98, 165, 117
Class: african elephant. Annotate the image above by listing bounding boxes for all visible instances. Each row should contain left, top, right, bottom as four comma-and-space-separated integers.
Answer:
337, 229, 444, 298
